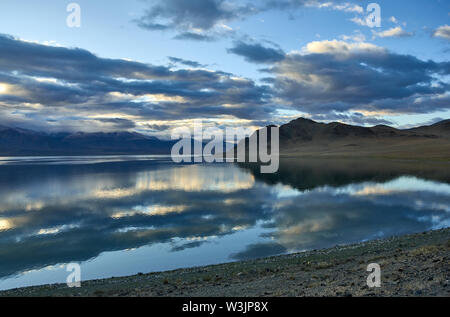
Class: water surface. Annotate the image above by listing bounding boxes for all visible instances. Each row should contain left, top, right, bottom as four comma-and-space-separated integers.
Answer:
0, 156, 449, 290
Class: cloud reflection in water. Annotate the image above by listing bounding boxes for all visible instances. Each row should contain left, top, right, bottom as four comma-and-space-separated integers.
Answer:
0, 157, 449, 289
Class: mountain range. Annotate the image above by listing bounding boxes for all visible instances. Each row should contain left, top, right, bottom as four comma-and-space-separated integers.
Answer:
274, 118, 450, 159
0, 118, 449, 158
0, 127, 177, 156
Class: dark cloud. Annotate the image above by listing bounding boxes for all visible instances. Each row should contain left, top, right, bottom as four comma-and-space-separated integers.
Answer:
171, 240, 206, 252
0, 34, 177, 81
94, 118, 137, 129
143, 123, 171, 131
134, 0, 256, 40
135, 21, 170, 31
0, 34, 273, 132
260, 77, 276, 84
268, 41, 450, 114
227, 41, 285, 64
137, 0, 240, 31
134, 0, 319, 41
173, 31, 216, 42
230, 242, 287, 260
1, 34, 448, 133
168, 56, 206, 68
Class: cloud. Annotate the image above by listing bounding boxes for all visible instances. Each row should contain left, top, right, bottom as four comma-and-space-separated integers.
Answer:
350, 16, 367, 26
433, 25, 450, 40
372, 26, 414, 38
134, 0, 361, 40
227, 41, 286, 64
1, 33, 448, 134
137, 0, 247, 30
339, 31, 366, 42
94, 118, 137, 129
304, 40, 384, 55
172, 31, 216, 41
310, 1, 363, 13
389, 16, 398, 24
168, 56, 206, 68
0, 34, 273, 133
134, 0, 255, 40
230, 242, 287, 260
388, 16, 407, 27
265, 0, 363, 14
267, 40, 450, 114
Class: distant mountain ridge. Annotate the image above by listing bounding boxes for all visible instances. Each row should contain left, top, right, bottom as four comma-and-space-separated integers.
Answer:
278, 117, 450, 143
274, 118, 450, 159
0, 127, 177, 155
0, 118, 449, 157
239, 117, 450, 160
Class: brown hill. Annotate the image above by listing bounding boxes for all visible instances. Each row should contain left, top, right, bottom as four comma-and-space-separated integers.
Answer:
406, 119, 450, 138
247, 118, 450, 160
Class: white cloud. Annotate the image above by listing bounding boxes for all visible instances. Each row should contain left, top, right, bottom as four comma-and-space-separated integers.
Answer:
389, 16, 398, 24
340, 31, 366, 42
307, 1, 363, 13
433, 25, 450, 40
388, 16, 407, 27
350, 17, 367, 26
372, 26, 414, 38
333, 3, 364, 13
303, 40, 384, 55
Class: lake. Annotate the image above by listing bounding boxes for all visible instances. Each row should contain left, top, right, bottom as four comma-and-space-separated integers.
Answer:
0, 156, 449, 290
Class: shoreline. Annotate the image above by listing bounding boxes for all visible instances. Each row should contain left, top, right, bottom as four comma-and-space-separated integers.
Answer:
1, 228, 449, 297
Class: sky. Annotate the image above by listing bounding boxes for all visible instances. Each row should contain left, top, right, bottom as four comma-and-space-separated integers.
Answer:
0, 0, 449, 137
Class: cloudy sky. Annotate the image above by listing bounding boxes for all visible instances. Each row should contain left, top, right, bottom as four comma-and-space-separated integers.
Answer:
0, 0, 449, 137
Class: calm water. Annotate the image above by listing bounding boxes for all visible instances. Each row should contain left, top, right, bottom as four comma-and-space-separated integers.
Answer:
0, 156, 449, 290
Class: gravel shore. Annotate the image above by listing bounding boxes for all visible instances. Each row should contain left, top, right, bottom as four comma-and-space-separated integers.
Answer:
1, 228, 449, 297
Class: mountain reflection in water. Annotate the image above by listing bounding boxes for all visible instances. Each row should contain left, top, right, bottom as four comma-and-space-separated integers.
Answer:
0, 156, 449, 290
